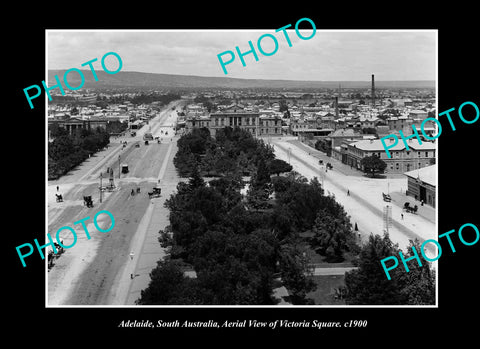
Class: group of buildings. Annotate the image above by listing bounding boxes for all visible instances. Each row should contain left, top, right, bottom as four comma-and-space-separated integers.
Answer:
182, 96, 437, 173
182, 86, 437, 207
46, 82, 437, 207
47, 101, 156, 140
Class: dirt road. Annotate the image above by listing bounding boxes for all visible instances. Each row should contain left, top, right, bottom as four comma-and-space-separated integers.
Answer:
47, 100, 182, 306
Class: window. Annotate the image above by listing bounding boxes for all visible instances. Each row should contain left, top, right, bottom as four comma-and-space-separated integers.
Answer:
425, 151, 428, 157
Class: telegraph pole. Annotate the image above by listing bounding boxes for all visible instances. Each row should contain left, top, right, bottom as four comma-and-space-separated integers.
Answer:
99, 172, 103, 203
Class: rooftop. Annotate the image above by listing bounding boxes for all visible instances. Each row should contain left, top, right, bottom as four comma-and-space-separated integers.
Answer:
350, 138, 436, 152
404, 165, 436, 186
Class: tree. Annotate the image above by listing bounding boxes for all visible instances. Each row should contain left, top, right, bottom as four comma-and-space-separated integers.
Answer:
173, 147, 198, 177
268, 158, 293, 176
360, 155, 387, 177
314, 139, 332, 155
279, 99, 289, 113
136, 259, 201, 305
275, 177, 325, 231
200, 148, 217, 176
344, 234, 435, 305
396, 239, 436, 305
310, 209, 354, 262
246, 157, 273, 210
190, 229, 278, 305
278, 238, 316, 304
209, 175, 243, 211
361, 127, 378, 136
344, 233, 406, 305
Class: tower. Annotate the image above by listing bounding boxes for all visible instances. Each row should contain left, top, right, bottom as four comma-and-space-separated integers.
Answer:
371, 74, 375, 107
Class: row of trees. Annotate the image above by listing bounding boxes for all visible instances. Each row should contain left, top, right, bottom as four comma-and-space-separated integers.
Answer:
48, 125, 110, 179
51, 92, 181, 108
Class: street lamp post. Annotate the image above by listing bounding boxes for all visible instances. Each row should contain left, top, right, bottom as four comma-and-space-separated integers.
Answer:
99, 172, 103, 203
288, 147, 291, 164
118, 155, 121, 179
320, 165, 324, 188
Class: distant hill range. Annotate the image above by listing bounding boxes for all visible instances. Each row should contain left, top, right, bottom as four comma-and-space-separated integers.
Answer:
48, 70, 435, 90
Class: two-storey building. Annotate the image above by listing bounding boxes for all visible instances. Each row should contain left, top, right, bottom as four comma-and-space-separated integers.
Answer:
343, 138, 436, 173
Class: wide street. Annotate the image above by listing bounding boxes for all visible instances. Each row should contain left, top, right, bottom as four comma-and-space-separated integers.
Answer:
47, 100, 184, 306
269, 136, 437, 255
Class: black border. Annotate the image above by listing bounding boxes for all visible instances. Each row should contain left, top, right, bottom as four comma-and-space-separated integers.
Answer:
9, 5, 479, 341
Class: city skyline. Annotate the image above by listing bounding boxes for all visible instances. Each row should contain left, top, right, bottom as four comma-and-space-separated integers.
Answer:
47, 30, 437, 82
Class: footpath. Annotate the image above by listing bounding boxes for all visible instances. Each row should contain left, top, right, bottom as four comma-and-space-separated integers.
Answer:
108, 138, 181, 305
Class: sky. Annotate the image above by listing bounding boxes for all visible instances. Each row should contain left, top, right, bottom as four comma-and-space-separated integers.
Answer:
47, 30, 436, 81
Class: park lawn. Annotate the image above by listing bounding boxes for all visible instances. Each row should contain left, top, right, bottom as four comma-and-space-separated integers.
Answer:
307, 275, 346, 305
299, 236, 357, 267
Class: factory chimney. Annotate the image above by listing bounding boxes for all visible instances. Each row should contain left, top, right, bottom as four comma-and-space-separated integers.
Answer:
335, 96, 339, 118
371, 74, 375, 107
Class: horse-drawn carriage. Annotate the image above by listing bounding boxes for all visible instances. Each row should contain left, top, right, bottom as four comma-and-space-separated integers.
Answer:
382, 192, 392, 202
403, 202, 418, 214
83, 195, 93, 208
326, 162, 333, 170
55, 193, 63, 202
148, 187, 161, 199
48, 240, 65, 271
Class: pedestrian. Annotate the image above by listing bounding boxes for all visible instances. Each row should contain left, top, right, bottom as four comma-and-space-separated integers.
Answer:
56, 186, 59, 192
129, 251, 134, 260
347, 189, 350, 196
401, 213, 404, 220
